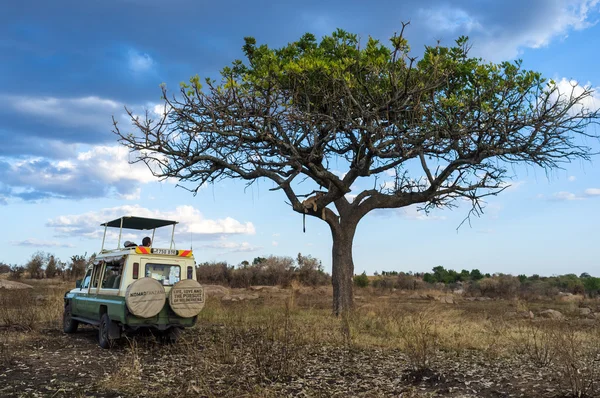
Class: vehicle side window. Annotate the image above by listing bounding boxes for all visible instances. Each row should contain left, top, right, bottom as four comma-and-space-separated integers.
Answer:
91, 264, 102, 289
101, 262, 123, 289
81, 270, 92, 289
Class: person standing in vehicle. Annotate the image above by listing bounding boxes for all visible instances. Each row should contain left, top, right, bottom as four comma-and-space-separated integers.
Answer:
142, 237, 151, 247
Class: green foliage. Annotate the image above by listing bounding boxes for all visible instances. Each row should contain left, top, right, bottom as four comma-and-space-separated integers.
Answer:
253, 257, 267, 265
470, 269, 484, 280
582, 277, 600, 297
423, 273, 436, 284
354, 272, 369, 288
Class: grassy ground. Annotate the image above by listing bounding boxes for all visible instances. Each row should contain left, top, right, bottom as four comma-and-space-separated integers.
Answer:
1, 280, 600, 397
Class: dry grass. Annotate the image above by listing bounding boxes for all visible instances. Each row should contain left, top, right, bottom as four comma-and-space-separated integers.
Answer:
3, 282, 600, 397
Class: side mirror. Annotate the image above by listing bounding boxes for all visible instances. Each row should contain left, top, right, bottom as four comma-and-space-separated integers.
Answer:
75, 279, 82, 288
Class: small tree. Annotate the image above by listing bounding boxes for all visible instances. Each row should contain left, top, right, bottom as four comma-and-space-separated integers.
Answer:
9, 265, 25, 280
45, 255, 58, 278
68, 254, 88, 280
115, 28, 599, 314
0, 262, 10, 274
26, 251, 46, 279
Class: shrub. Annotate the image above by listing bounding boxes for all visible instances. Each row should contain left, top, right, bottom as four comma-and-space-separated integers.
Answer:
26, 252, 45, 279
399, 309, 439, 371
296, 253, 329, 286
397, 273, 417, 290
552, 325, 600, 397
353, 272, 369, 288
0, 263, 10, 274
197, 261, 232, 285
512, 322, 556, 368
8, 265, 25, 280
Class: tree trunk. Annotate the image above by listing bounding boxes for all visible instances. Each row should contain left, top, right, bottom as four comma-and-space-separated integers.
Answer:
330, 219, 358, 316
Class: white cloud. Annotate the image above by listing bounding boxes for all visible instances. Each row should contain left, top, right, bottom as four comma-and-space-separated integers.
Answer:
47, 205, 256, 241
0, 145, 159, 201
568, 176, 577, 182
128, 49, 155, 73
200, 237, 262, 253
552, 191, 583, 200
374, 205, 446, 221
584, 188, 600, 196
10, 238, 75, 248
499, 180, 526, 192
418, 1, 600, 61
548, 78, 600, 114
0, 95, 120, 130
419, 7, 483, 34
272, 241, 279, 247
398, 205, 447, 221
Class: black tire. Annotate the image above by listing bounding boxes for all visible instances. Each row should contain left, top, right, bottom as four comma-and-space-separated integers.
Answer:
159, 327, 181, 345
98, 313, 113, 349
63, 303, 79, 334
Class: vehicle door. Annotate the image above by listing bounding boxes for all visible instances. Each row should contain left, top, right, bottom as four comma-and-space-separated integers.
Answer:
71, 268, 92, 316
81, 262, 104, 319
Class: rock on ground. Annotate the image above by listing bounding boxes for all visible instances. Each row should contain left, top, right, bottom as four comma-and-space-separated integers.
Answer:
0, 279, 33, 289
539, 309, 564, 320
578, 307, 592, 316
221, 293, 260, 302
202, 285, 230, 298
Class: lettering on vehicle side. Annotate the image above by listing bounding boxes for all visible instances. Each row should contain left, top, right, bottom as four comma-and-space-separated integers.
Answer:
129, 290, 164, 297
172, 288, 204, 304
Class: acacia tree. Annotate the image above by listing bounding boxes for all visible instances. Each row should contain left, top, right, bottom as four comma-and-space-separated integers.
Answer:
115, 27, 599, 315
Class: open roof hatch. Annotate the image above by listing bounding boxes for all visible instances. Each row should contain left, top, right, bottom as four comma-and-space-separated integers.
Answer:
100, 216, 179, 252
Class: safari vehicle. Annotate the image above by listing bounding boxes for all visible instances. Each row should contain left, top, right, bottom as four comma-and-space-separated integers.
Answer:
63, 216, 205, 348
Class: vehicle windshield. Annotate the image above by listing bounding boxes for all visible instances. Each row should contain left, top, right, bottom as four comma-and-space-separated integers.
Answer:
145, 263, 180, 286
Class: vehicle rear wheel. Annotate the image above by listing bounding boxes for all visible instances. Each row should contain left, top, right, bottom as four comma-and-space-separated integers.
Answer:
159, 327, 181, 345
63, 303, 79, 334
98, 314, 114, 349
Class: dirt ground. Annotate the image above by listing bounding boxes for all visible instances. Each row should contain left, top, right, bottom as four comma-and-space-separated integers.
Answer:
1, 282, 600, 397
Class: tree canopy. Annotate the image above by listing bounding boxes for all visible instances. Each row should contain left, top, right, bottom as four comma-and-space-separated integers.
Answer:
115, 27, 599, 314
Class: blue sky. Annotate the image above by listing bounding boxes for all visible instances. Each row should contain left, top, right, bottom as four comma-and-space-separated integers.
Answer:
1, 0, 599, 276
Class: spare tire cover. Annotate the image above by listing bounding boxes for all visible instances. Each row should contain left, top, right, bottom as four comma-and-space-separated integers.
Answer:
168, 279, 205, 318
125, 277, 166, 318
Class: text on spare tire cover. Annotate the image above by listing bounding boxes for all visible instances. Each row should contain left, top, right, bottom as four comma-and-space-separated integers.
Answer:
172, 288, 204, 304
130, 289, 164, 297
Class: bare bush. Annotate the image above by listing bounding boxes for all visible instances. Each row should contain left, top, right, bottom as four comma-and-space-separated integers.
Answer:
552, 325, 600, 397
512, 322, 556, 368
399, 309, 439, 371
246, 304, 304, 382
196, 261, 232, 285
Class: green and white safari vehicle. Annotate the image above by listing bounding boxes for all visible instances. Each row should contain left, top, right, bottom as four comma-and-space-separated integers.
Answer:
63, 216, 205, 348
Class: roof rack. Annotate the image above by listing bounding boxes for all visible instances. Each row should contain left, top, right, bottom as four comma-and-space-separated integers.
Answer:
100, 216, 179, 252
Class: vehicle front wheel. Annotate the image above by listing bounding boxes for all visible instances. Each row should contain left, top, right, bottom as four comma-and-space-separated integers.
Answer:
63, 303, 79, 334
98, 314, 114, 349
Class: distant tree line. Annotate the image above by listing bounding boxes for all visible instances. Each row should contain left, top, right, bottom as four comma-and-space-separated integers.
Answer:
196, 253, 330, 288
1, 252, 92, 281
361, 266, 600, 299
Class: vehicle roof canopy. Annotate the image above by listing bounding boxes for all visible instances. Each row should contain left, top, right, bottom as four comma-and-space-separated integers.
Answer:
101, 216, 178, 230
